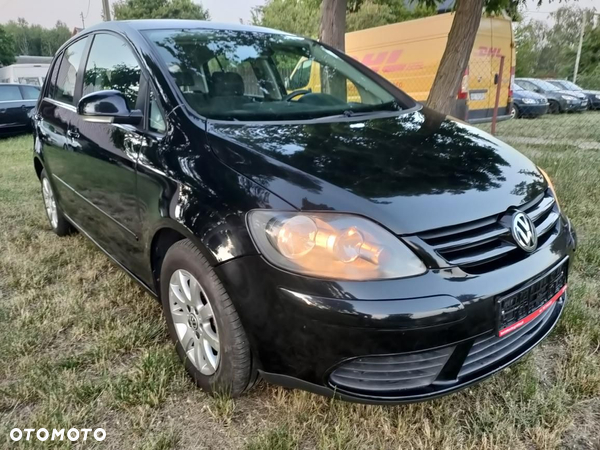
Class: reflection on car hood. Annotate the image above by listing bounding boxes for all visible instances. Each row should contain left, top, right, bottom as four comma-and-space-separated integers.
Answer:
558, 90, 587, 99
208, 107, 546, 234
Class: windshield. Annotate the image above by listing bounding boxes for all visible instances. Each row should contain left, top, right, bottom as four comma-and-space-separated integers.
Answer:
143, 29, 407, 121
513, 83, 523, 91
554, 80, 582, 91
530, 79, 560, 92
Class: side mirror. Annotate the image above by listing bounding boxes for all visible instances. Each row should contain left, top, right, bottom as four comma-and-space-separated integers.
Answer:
77, 90, 142, 125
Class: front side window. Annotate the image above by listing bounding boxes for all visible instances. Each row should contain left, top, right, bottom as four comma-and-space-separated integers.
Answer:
53, 37, 89, 105
0, 86, 22, 101
143, 29, 408, 121
83, 33, 142, 109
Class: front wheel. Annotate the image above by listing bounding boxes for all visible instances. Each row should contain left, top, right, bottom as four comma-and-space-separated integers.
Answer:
548, 101, 560, 114
511, 105, 520, 119
40, 170, 72, 236
160, 239, 256, 397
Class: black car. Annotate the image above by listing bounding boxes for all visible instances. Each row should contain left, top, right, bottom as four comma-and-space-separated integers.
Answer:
516, 78, 588, 113
0, 83, 40, 136
547, 79, 600, 111
33, 21, 577, 404
511, 82, 548, 118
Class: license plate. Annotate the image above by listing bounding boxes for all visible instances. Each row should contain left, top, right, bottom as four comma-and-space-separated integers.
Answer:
470, 92, 486, 101
496, 263, 567, 338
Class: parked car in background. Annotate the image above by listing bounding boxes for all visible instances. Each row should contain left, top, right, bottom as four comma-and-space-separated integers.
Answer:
0, 83, 40, 136
511, 82, 548, 118
515, 78, 587, 113
33, 20, 576, 404
546, 79, 600, 111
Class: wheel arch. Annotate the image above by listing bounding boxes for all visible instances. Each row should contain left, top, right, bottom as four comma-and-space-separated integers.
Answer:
148, 222, 220, 295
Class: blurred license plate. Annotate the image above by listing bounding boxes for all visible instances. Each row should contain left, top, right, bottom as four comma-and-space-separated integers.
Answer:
470, 92, 486, 101
496, 263, 567, 338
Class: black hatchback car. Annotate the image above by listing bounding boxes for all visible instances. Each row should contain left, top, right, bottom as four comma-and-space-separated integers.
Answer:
33, 21, 577, 404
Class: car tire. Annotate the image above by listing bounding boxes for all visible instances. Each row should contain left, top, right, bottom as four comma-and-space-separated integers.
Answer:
511, 105, 520, 119
548, 101, 560, 114
160, 239, 256, 397
40, 169, 72, 236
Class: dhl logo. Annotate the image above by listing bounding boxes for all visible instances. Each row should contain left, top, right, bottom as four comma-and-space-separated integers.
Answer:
357, 50, 424, 73
475, 46, 503, 57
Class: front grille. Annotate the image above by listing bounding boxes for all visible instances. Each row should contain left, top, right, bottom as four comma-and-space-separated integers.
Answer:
329, 346, 454, 395
418, 190, 560, 273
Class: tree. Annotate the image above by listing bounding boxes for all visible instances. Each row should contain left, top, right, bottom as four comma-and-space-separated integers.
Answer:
426, 0, 484, 114
0, 26, 16, 66
113, 0, 210, 20
4, 19, 70, 57
514, 5, 600, 86
252, 0, 434, 37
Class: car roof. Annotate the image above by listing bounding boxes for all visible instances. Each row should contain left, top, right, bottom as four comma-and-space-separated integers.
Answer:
82, 19, 291, 36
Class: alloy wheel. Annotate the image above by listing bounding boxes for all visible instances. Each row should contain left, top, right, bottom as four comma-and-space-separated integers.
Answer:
42, 177, 58, 229
169, 269, 220, 375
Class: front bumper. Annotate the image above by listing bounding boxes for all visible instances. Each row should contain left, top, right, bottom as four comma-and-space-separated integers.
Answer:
518, 102, 549, 117
215, 217, 576, 404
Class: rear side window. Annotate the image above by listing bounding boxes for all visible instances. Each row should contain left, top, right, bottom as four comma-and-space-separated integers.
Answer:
82, 33, 142, 109
0, 86, 23, 101
20, 85, 40, 100
53, 37, 89, 105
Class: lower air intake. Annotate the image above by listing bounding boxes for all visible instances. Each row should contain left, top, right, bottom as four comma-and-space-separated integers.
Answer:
329, 346, 454, 395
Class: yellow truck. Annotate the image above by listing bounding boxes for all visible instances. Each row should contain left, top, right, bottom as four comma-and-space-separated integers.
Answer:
287, 12, 515, 123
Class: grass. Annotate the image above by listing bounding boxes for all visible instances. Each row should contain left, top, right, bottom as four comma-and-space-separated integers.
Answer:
0, 112, 599, 449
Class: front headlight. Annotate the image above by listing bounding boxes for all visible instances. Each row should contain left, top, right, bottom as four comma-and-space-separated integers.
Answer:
247, 210, 427, 280
538, 167, 561, 211
522, 98, 536, 104
595, 94, 600, 100
561, 95, 575, 101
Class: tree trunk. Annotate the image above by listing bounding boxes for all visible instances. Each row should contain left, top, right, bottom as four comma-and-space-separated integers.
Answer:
426, 0, 484, 115
319, 0, 347, 101
319, 0, 347, 52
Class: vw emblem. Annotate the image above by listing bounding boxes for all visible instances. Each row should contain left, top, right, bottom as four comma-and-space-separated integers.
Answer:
511, 211, 537, 252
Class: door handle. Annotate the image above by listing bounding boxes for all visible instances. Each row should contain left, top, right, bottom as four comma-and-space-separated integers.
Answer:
67, 129, 80, 139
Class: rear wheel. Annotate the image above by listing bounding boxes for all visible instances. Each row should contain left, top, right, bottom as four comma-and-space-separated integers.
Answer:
160, 239, 256, 397
40, 170, 71, 236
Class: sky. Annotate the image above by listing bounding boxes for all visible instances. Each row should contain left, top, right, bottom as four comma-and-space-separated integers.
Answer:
0, 0, 598, 30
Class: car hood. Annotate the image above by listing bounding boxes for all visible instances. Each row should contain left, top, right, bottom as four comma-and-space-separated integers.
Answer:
207, 108, 546, 235
558, 89, 587, 99
583, 90, 600, 96
514, 90, 546, 100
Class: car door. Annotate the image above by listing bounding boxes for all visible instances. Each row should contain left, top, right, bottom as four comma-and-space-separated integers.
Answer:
0, 85, 27, 133
67, 32, 150, 270
38, 36, 90, 221
18, 84, 40, 124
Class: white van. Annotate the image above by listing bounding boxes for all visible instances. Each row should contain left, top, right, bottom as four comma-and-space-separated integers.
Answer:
0, 63, 50, 87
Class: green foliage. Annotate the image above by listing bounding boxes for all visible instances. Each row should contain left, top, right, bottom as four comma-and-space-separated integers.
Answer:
0, 25, 16, 66
252, 0, 436, 37
515, 6, 600, 89
113, 0, 210, 20
3, 19, 71, 57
